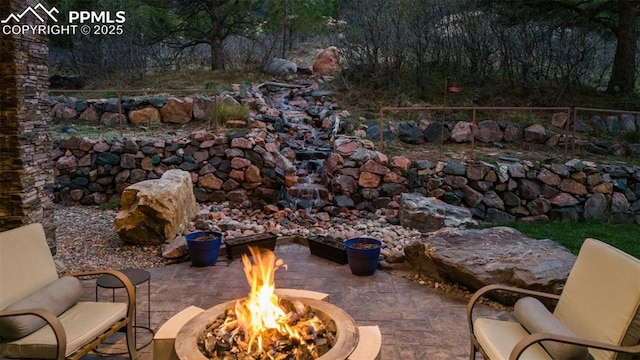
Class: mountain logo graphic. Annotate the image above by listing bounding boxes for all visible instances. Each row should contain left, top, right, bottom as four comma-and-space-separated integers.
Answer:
1, 3, 59, 24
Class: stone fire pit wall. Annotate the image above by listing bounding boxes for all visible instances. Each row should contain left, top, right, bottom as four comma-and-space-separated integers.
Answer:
51, 132, 640, 224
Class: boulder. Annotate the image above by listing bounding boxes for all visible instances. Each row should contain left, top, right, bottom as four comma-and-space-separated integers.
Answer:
475, 120, 503, 143
397, 121, 424, 144
404, 226, 576, 304
160, 97, 193, 124
114, 169, 198, 245
128, 106, 161, 125
399, 193, 477, 233
451, 121, 473, 143
263, 58, 297, 75
312, 46, 341, 74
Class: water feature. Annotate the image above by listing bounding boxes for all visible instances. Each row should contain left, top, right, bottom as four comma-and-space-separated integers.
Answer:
261, 84, 334, 214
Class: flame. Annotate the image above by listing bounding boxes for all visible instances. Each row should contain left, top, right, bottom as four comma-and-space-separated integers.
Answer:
231, 247, 304, 354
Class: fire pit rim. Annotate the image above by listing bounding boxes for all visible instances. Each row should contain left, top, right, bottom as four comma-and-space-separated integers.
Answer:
174, 297, 360, 360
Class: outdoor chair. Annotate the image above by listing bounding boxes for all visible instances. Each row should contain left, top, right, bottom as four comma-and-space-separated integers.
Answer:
467, 238, 640, 360
0, 223, 137, 359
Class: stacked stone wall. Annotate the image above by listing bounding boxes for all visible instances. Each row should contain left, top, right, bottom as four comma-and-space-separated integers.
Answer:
0, 0, 56, 249
52, 132, 640, 224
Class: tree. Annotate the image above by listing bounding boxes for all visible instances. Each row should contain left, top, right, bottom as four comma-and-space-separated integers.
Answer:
490, 0, 639, 95
152, 0, 263, 71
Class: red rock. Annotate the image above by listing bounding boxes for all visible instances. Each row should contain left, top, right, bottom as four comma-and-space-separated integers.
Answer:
537, 169, 561, 186
77, 154, 92, 167
78, 138, 94, 152
129, 106, 161, 125
160, 97, 193, 124
101, 112, 127, 126
451, 121, 473, 143
592, 182, 613, 194
336, 141, 360, 156
263, 204, 279, 213
549, 193, 579, 207
192, 97, 215, 120
376, 152, 388, 165
383, 172, 406, 184
389, 156, 411, 172
312, 46, 341, 74
358, 172, 381, 188
521, 215, 549, 223
56, 155, 76, 170
558, 179, 587, 195
326, 152, 344, 175
79, 107, 99, 121
231, 137, 253, 149
445, 175, 468, 189
223, 178, 240, 191
226, 189, 248, 203
197, 173, 223, 190
361, 159, 390, 175
231, 157, 251, 169
245, 165, 262, 183
229, 169, 245, 182
475, 120, 503, 143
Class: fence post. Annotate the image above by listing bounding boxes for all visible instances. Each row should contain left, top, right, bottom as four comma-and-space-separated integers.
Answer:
379, 108, 384, 151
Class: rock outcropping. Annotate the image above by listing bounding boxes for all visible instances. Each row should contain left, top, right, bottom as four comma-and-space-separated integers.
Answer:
114, 169, 198, 244
404, 226, 576, 304
399, 193, 478, 232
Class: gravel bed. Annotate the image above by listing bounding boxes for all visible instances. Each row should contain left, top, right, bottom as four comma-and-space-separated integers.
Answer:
53, 204, 171, 273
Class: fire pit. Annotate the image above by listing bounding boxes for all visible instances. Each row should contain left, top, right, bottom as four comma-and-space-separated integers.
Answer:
175, 298, 359, 359
174, 247, 360, 360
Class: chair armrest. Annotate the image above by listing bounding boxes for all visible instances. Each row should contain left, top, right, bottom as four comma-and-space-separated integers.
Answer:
467, 284, 561, 335
0, 308, 67, 360
66, 270, 136, 323
509, 331, 640, 360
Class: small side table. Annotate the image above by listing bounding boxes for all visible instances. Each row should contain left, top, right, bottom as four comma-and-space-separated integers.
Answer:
96, 268, 154, 351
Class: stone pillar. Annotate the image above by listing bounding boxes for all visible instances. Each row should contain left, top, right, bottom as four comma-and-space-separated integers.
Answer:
0, 0, 57, 253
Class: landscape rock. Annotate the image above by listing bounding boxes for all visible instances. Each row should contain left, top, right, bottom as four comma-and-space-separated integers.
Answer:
161, 97, 193, 124
404, 226, 576, 304
312, 46, 341, 74
128, 106, 161, 125
263, 58, 298, 75
475, 120, 503, 143
399, 193, 477, 233
397, 121, 424, 144
114, 169, 198, 244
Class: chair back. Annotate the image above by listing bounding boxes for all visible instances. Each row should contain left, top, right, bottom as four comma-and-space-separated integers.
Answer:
553, 238, 640, 360
0, 223, 58, 309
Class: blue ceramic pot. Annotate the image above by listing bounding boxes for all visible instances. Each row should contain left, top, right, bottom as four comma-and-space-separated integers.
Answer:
344, 237, 382, 276
186, 231, 223, 267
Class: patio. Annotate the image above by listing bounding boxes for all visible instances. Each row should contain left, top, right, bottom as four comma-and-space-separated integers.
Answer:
83, 242, 504, 360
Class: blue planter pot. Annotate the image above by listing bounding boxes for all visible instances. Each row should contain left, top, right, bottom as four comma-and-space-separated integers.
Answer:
186, 231, 223, 267
344, 237, 382, 276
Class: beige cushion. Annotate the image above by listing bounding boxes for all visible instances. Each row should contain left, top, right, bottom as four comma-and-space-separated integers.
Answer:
553, 239, 640, 360
474, 317, 553, 360
0, 301, 127, 358
0, 223, 58, 309
515, 297, 589, 360
0, 277, 83, 340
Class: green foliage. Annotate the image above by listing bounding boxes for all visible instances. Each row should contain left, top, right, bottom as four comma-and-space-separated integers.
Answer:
485, 221, 640, 258
99, 200, 120, 210
623, 131, 640, 144
210, 103, 250, 124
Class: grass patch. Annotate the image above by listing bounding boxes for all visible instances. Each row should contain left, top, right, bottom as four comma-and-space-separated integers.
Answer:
484, 221, 640, 258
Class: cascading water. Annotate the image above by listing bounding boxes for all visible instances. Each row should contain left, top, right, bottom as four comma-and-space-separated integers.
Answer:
264, 81, 337, 215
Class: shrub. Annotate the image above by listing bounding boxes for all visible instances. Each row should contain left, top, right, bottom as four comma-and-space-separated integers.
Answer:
209, 103, 249, 126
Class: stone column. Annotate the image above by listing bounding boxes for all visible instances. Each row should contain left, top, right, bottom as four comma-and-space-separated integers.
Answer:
0, 0, 57, 253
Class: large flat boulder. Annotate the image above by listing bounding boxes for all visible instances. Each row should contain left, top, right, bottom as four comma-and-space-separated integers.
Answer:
399, 193, 477, 232
404, 226, 576, 304
115, 169, 198, 244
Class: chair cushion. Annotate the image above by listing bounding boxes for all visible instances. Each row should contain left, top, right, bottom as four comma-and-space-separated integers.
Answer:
474, 318, 553, 360
515, 297, 589, 360
0, 276, 82, 340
